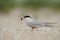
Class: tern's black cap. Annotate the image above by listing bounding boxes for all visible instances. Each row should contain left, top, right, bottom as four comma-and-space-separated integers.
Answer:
24, 15, 31, 18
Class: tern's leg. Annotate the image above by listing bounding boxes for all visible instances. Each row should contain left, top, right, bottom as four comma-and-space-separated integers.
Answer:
31, 27, 37, 31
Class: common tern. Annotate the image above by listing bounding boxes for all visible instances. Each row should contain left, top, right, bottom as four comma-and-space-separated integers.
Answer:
21, 15, 56, 31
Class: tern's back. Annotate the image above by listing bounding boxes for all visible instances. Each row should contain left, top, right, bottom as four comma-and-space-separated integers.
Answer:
26, 20, 43, 27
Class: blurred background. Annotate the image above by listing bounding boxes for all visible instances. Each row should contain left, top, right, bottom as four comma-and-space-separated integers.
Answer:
0, 0, 60, 40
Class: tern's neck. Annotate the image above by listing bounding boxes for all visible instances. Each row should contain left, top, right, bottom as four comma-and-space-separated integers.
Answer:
24, 18, 33, 22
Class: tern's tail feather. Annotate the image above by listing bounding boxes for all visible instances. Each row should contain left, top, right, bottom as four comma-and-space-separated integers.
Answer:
44, 24, 52, 27
43, 22, 57, 27
45, 22, 57, 24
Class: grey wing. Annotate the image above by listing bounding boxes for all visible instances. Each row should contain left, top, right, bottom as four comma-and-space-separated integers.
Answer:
27, 21, 53, 27
27, 21, 43, 27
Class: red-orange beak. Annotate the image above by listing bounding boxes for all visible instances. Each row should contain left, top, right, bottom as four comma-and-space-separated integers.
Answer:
21, 18, 23, 21
21, 17, 24, 23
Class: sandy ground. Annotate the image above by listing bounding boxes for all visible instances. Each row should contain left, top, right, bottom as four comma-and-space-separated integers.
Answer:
0, 8, 60, 40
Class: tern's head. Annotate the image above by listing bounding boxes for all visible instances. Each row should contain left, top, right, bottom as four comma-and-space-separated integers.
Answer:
24, 15, 31, 18
21, 15, 32, 23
